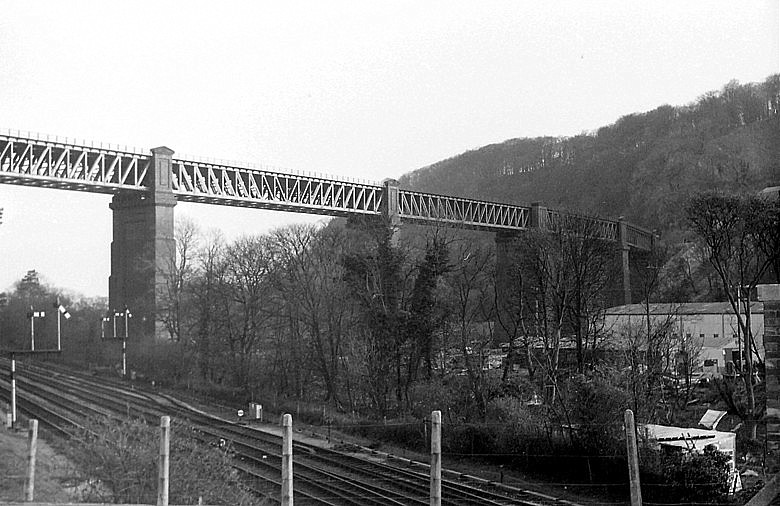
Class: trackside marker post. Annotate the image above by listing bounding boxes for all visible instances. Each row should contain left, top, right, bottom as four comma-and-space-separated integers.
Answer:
158, 416, 170, 506
24, 419, 38, 501
282, 413, 293, 506
625, 409, 642, 506
10, 353, 16, 426
430, 410, 441, 506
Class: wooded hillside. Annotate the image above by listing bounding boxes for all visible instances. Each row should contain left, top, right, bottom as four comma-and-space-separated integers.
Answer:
399, 75, 780, 241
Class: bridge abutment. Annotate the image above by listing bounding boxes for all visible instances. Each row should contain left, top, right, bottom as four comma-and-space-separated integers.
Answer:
108, 146, 176, 341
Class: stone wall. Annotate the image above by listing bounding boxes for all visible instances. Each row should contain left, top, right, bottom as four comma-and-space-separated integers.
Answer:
758, 284, 780, 451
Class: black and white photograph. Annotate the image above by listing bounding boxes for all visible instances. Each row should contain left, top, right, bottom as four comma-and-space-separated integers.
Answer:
0, 1, 778, 504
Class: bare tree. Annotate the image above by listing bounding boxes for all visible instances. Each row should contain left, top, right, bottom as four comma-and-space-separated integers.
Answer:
510, 217, 617, 404
270, 223, 353, 407
686, 191, 780, 439
159, 217, 200, 342
217, 235, 277, 388
189, 230, 227, 383
341, 217, 408, 416
445, 238, 495, 420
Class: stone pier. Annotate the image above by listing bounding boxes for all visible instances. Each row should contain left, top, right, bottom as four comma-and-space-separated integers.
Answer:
108, 147, 176, 340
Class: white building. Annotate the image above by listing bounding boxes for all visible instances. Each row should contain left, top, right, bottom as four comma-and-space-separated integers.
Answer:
604, 302, 764, 373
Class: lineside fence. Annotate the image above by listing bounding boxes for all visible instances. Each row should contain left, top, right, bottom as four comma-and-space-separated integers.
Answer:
3, 409, 687, 506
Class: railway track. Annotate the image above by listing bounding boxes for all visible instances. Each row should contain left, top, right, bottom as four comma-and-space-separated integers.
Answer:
0, 358, 580, 505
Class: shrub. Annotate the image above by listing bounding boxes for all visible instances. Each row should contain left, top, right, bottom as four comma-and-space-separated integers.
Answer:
128, 341, 193, 387
641, 445, 732, 502
66, 417, 258, 505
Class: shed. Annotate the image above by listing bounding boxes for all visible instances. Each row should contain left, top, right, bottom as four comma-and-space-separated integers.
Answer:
642, 423, 740, 492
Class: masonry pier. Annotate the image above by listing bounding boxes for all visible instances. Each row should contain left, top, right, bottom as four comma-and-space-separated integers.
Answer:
109, 147, 176, 341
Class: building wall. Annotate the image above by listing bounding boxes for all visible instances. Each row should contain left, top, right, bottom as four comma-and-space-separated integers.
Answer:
604, 307, 764, 371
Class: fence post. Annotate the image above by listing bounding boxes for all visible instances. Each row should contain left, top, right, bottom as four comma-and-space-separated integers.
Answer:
24, 419, 38, 501
282, 414, 293, 506
430, 410, 441, 506
158, 416, 171, 506
624, 409, 642, 506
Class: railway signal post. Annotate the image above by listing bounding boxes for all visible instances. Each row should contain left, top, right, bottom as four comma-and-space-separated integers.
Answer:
102, 307, 132, 378
26, 308, 45, 351
54, 297, 71, 352
5, 301, 67, 427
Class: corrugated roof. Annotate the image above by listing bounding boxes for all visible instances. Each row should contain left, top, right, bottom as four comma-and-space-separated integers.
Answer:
605, 301, 763, 316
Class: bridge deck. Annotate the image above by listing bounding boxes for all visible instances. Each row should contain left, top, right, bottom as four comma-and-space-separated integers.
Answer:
0, 131, 653, 249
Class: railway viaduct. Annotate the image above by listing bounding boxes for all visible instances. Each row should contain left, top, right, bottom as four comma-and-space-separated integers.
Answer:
0, 130, 654, 340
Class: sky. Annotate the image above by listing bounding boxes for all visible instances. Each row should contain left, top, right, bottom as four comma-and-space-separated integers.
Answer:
0, 1, 778, 298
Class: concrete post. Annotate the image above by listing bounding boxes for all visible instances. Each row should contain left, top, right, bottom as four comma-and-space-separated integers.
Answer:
157, 416, 170, 506
24, 419, 38, 501
618, 217, 631, 305
109, 146, 176, 341
430, 410, 442, 506
282, 414, 294, 506
624, 409, 642, 506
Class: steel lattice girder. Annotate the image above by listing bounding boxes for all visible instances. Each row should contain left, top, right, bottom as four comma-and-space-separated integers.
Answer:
0, 134, 149, 193
169, 159, 384, 216
398, 190, 531, 231
0, 131, 655, 249
545, 209, 620, 241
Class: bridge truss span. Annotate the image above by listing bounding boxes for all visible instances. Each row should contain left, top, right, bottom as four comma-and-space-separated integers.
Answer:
0, 133, 149, 193
169, 158, 384, 216
398, 189, 531, 231
545, 209, 619, 241
625, 222, 654, 250
0, 130, 655, 251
